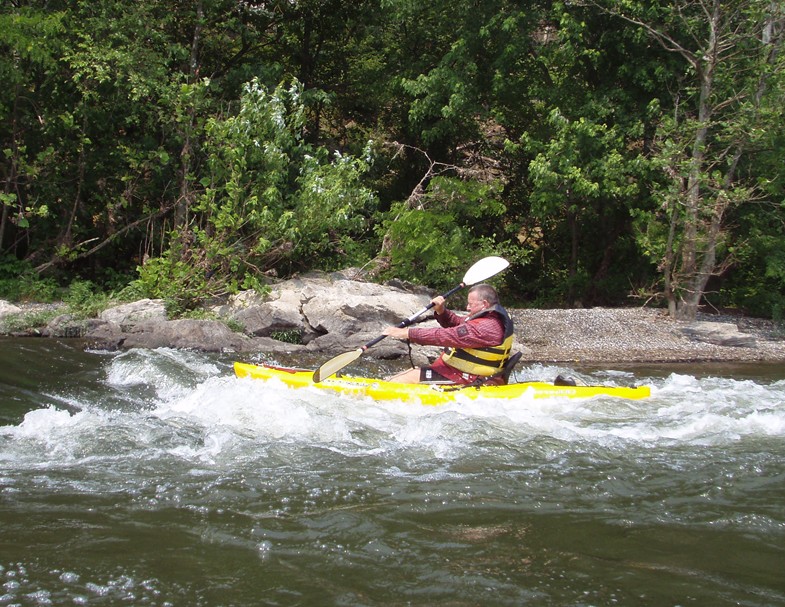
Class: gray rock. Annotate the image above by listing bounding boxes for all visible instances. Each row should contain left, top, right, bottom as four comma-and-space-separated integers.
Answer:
120, 319, 251, 352
679, 321, 757, 348
43, 315, 110, 339
83, 320, 126, 350
99, 299, 167, 329
223, 275, 431, 341
0, 300, 22, 317
228, 287, 307, 339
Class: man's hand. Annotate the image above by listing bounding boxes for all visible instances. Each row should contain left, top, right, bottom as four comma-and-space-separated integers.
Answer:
383, 326, 410, 340
431, 296, 446, 314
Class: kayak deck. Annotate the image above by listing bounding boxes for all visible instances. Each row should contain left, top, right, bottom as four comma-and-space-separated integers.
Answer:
233, 362, 651, 405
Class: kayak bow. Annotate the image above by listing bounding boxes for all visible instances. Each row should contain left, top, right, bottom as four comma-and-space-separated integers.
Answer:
234, 362, 651, 405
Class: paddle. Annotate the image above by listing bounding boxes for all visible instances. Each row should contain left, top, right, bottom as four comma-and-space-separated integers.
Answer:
312, 256, 510, 382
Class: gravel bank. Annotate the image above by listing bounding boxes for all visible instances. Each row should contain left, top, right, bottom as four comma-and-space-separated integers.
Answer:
510, 307, 785, 363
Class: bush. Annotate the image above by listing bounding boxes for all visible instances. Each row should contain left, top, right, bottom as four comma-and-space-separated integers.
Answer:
377, 177, 528, 290
0, 308, 61, 334
63, 279, 114, 319
0, 256, 60, 302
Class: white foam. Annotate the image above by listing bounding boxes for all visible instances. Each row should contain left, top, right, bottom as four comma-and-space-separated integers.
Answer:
3, 364, 785, 471
105, 347, 222, 401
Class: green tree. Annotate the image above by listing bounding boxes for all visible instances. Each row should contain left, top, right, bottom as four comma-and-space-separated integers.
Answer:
364, 0, 545, 284
0, 4, 65, 256
596, 0, 785, 319
501, 2, 666, 305
522, 110, 643, 305
136, 79, 378, 311
1, 0, 193, 276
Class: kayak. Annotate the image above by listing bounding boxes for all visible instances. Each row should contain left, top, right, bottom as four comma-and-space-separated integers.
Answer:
233, 362, 651, 405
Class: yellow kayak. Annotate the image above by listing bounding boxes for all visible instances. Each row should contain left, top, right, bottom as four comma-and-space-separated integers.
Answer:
233, 362, 651, 405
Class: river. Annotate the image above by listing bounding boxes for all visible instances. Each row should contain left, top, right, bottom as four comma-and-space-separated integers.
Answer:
1, 337, 784, 606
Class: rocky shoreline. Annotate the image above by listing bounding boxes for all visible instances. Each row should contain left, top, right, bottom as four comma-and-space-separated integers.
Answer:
509, 307, 785, 364
2, 273, 785, 364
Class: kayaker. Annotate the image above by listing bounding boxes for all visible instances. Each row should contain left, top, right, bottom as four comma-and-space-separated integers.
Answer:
382, 283, 515, 385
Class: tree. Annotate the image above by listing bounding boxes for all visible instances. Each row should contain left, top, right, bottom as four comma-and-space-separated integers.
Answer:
135, 79, 378, 311
361, 0, 546, 284
595, 0, 785, 319
0, 4, 65, 256
523, 110, 643, 305
502, 2, 664, 306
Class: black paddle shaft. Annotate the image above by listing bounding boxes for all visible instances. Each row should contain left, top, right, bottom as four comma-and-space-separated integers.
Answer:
359, 282, 466, 351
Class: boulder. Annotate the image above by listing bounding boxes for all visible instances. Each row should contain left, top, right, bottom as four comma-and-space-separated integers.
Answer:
43, 315, 110, 339
226, 285, 308, 339
301, 278, 431, 336
83, 320, 126, 350
44, 299, 166, 342
0, 300, 22, 317
679, 321, 757, 348
99, 299, 167, 328
120, 319, 251, 352
304, 330, 403, 357
223, 275, 432, 341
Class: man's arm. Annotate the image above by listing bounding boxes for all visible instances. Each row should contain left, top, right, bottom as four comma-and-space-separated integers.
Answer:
381, 308, 464, 341
409, 315, 504, 348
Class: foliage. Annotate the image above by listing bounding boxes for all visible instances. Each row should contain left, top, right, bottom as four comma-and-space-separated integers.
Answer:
179, 307, 247, 334
377, 176, 528, 290
1, 0, 784, 318
504, 3, 662, 307
195, 78, 377, 276
710, 200, 785, 319
269, 329, 304, 344
63, 279, 116, 319
131, 244, 213, 317
593, 0, 785, 318
129, 78, 378, 313
0, 256, 59, 302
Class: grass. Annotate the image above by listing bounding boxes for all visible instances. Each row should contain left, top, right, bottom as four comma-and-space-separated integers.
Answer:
0, 307, 64, 334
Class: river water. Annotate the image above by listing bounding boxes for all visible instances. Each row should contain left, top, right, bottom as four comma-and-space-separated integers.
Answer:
1, 337, 784, 606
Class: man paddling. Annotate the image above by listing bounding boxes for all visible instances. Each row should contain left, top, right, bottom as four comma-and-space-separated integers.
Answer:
383, 283, 515, 385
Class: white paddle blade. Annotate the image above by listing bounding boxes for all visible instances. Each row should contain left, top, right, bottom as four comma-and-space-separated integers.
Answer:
462, 256, 509, 286
313, 349, 363, 383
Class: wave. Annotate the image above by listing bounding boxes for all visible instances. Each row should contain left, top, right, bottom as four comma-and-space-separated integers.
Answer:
3, 349, 784, 473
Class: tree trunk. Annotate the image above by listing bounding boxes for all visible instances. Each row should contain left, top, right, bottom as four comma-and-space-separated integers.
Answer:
673, 3, 717, 321
175, 0, 204, 231
595, 1, 784, 321
567, 206, 579, 306
673, 2, 784, 319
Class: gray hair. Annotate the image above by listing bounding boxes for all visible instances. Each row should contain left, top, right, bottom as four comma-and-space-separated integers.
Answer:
468, 283, 499, 306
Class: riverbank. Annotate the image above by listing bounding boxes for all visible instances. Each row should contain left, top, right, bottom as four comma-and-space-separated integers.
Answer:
509, 307, 785, 364
3, 295, 784, 363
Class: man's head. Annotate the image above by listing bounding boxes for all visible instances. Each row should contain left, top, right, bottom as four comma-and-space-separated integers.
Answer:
466, 284, 499, 313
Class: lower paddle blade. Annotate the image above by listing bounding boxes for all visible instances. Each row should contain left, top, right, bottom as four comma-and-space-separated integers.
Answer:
313, 349, 363, 383
462, 256, 509, 286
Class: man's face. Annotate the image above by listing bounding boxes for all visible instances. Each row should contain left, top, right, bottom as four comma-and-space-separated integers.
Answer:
466, 293, 487, 313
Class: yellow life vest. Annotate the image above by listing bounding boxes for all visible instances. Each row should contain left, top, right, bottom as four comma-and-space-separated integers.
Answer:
442, 305, 515, 376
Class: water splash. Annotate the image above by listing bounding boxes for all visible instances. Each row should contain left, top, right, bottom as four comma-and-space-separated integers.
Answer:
4, 354, 785, 468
